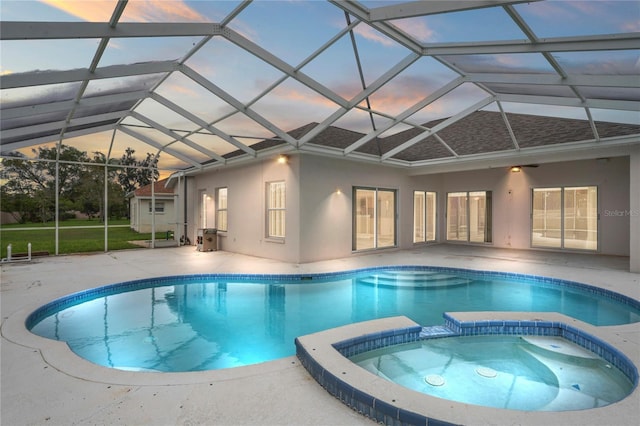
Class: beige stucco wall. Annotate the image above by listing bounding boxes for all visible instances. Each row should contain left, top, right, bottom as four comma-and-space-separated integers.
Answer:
630, 146, 640, 273
190, 156, 301, 262
187, 153, 632, 264
426, 156, 631, 256
298, 154, 417, 262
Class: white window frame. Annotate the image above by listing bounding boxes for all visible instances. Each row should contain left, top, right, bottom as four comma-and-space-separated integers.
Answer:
216, 187, 228, 232
266, 181, 286, 239
148, 201, 165, 214
413, 190, 436, 243
531, 186, 598, 251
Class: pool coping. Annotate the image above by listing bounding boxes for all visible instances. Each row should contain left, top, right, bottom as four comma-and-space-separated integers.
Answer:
295, 313, 639, 426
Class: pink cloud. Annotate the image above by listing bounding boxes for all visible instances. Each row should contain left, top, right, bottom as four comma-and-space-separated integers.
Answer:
40, 0, 115, 21
271, 85, 340, 109
40, 0, 207, 23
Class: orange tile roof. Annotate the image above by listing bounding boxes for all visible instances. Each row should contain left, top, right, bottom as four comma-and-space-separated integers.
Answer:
132, 178, 174, 197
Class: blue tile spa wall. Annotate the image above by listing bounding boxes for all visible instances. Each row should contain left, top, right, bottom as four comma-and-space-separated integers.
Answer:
297, 320, 638, 426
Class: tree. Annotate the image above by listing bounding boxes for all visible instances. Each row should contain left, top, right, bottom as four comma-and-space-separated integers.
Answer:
116, 148, 160, 219
116, 148, 160, 195
1, 145, 159, 223
1, 145, 90, 222
74, 152, 128, 221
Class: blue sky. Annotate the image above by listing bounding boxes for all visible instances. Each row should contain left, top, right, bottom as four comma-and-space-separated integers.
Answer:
1, 0, 638, 170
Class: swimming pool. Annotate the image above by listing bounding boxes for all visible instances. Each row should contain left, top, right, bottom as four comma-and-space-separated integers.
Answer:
27, 266, 640, 372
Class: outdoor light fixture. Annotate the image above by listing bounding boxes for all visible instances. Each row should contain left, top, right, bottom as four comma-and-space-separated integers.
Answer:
277, 155, 289, 164
510, 166, 522, 172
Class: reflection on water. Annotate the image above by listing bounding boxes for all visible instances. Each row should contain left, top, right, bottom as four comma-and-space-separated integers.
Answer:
29, 271, 640, 372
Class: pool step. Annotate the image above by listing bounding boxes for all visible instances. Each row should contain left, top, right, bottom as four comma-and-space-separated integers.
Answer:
358, 270, 470, 288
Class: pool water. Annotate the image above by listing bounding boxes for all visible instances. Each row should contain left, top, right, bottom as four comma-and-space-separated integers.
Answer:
28, 268, 640, 372
349, 335, 634, 411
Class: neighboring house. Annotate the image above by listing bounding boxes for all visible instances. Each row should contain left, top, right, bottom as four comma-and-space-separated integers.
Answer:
169, 111, 640, 266
127, 178, 177, 234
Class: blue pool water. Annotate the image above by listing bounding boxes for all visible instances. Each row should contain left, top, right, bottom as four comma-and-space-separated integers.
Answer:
349, 335, 634, 411
28, 267, 640, 372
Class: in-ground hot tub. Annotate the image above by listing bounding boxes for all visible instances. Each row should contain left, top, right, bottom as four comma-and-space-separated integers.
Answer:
295, 314, 638, 426
349, 334, 633, 411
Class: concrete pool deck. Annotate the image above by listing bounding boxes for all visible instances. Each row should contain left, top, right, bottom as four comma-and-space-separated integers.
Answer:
1, 244, 638, 425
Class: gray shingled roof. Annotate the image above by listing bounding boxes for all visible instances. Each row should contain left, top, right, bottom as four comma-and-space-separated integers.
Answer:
226, 111, 639, 163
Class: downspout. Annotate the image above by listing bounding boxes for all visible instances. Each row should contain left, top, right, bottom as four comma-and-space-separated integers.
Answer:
183, 175, 188, 244
175, 173, 181, 245
151, 171, 156, 249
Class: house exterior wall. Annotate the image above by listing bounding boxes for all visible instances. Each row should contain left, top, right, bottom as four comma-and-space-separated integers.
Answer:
630, 146, 640, 272
188, 154, 631, 263
190, 156, 301, 262
298, 154, 416, 262
131, 197, 177, 234
418, 156, 630, 256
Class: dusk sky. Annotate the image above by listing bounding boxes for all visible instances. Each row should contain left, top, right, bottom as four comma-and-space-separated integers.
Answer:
1, 0, 638, 171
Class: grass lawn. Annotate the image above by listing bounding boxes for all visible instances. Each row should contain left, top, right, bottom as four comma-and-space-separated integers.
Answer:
0, 219, 170, 258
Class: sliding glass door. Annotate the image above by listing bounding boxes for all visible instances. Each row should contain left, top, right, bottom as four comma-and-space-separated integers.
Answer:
446, 191, 492, 243
532, 186, 597, 250
353, 187, 396, 251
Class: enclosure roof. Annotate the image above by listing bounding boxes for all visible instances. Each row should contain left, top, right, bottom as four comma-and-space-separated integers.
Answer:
1, 0, 639, 174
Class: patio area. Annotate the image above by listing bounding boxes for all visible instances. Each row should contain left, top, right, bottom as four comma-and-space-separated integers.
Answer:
2, 244, 638, 425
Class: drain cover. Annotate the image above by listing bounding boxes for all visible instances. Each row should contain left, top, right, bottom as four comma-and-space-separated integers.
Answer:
425, 374, 445, 386
476, 367, 497, 378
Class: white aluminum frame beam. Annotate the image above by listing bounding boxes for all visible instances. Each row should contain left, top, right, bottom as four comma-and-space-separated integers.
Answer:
368, 0, 535, 21
128, 111, 226, 163
117, 125, 203, 168
423, 33, 640, 55
2, 110, 127, 140
329, 0, 423, 53
223, 27, 349, 109
179, 64, 299, 147
344, 76, 466, 154
465, 73, 638, 88
497, 93, 640, 111
1, 90, 148, 120
298, 52, 421, 146
1, 61, 177, 89
0, 21, 224, 40
149, 93, 256, 157
0, 123, 116, 152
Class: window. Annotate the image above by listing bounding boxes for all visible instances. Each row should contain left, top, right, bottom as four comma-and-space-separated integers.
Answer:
353, 187, 396, 251
148, 201, 164, 213
446, 191, 492, 243
217, 187, 228, 232
267, 181, 285, 238
532, 186, 597, 250
200, 190, 207, 228
413, 191, 436, 243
